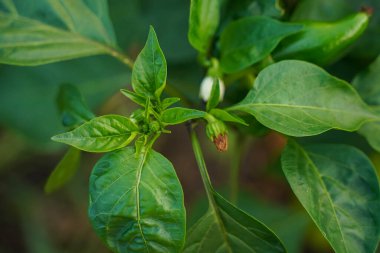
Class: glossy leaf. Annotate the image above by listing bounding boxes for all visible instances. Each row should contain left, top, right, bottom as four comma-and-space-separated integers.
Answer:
353, 55, 380, 152
120, 89, 146, 107
210, 108, 248, 126
57, 84, 95, 129
161, 107, 206, 125
185, 130, 286, 252
281, 140, 380, 253
132, 26, 167, 99
161, 97, 181, 109
220, 16, 302, 73
229, 60, 379, 136
274, 12, 369, 66
188, 0, 221, 53
0, 0, 117, 66
44, 147, 81, 194
51, 115, 139, 152
88, 147, 185, 253
206, 79, 220, 112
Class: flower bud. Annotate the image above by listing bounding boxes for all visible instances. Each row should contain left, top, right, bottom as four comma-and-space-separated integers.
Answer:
206, 120, 228, 152
199, 76, 225, 102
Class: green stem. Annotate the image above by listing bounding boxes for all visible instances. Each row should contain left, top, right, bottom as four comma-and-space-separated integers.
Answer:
229, 134, 246, 204
104, 46, 135, 69
189, 127, 214, 202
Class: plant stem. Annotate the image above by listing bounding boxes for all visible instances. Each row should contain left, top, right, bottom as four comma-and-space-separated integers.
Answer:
105, 46, 135, 69
189, 126, 214, 202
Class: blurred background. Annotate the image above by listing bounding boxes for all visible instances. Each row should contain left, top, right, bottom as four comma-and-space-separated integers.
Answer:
0, 0, 379, 252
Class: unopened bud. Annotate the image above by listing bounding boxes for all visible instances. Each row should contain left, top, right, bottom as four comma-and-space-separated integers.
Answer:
199, 76, 225, 102
206, 120, 228, 152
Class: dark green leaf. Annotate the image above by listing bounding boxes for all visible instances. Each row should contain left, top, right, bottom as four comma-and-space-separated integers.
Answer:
224, 0, 284, 20
89, 146, 185, 253
51, 115, 139, 152
188, 0, 221, 53
132, 26, 167, 99
0, 0, 117, 65
57, 84, 95, 129
44, 147, 81, 194
206, 79, 220, 112
274, 13, 369, 66
210, 108, 248, 126
353, 55, 380, 151
161, 107, 206, 125
162, 97, 181, 109
220, 16, 302, 73
281, 140, 380, 253
120, 89, 146, 107
184, 191, 286, 253
230, 60, 378, 136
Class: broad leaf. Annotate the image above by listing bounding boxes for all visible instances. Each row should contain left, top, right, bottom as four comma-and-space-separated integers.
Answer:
210, 108, 248, 126
44, 147, 81, 193
229, 60, 379, 136
161, 107, 206, 125
161, 97, 181, 109
281, 140, 380, 253
89, 147, 185, 253
220, 16, 302, 73
188, 0, 221, 53
353, 55, 380, 152
0, 0, 118, 65
57, 84, 95, 129
206, 79, 220, 112
120, 89, 146, 107
185, 131, 286, 252
224, 0, 284, 21
51, 115, 139, 152
132, 26, 167, 99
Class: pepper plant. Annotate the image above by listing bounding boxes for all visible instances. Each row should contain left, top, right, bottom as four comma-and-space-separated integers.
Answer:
1, 0, 380, 252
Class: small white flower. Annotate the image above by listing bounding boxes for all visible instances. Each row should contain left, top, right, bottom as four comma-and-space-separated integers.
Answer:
199, 76, 225, 102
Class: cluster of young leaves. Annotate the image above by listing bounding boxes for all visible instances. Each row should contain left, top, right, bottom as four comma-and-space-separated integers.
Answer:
188, 0, 380, 252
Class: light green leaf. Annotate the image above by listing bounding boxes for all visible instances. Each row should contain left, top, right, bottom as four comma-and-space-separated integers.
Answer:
88, 146, 185, 253
44, 147, 81, 194
0, 0, 118, 66
161, 107, 206, 125
210, 108, 248, 126
206, 79, 220, 112
230, 60, 378, 136
281, 140, 380, 253
132, 26, 167, 99
188, 0, 221, 53
220, 16, 302, 73
57, 84, 95, 129
185, 131, 286, 253
51, 115, 139, 152
120, 89, 146, 107
353, 55, 380, 152
162, 97, 181, 109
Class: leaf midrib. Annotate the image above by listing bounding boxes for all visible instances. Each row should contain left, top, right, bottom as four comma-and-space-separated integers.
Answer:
296, 144, 348, 253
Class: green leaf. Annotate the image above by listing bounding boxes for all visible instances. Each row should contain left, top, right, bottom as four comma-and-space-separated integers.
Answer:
210, 108, 248, 126
220, 16, 302, 73
161, 97, 181, 109
206, 79, 220, 112
273, 12, 369, 66
353, 55, 380, 152
88, 146, 185, 253
51, 115, 139, 152
188, 0, 221, 53
120, 89, 146, 107
224, 0, 285, 20
57, 84, 95, 129
281, 140, 380, 253
0, 0, 118, 66
161, 107, 206, 125
185, 130, 286, 252
132, 26, 167, 99
230, 60, 378, 136
44, 147, 81, 194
